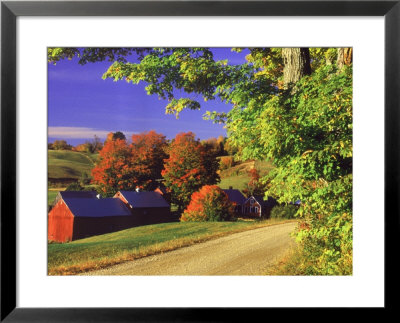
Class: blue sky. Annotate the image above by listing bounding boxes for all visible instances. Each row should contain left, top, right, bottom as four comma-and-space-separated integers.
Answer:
48, 48, 249, 146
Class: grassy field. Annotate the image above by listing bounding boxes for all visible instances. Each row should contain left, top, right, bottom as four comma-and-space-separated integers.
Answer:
48, 150, 97, 181
218, 174, 251, 191
48, 189, 62, 207
48, 150, 98, 206
48, 219, 295, 275
218, 159, 274, 191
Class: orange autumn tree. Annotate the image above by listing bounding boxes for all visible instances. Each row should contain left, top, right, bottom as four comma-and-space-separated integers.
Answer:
92, 134, 139, 196
242, 168, 267, 197
92, 131, 168, 196
162, 132, 219, 210
181, 185, 235, 222
130, 130, 168, 190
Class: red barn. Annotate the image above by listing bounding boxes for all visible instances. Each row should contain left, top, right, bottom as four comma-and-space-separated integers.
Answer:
114, 190, 171, 225
48, 192, 132, 242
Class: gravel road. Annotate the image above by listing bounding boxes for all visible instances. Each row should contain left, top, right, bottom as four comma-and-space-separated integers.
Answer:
82, 222, 297, 276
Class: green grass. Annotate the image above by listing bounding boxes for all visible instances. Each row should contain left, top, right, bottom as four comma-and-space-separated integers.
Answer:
48, 150, 96, 180
48, 190, 60, 207
218, 159, 275, 191
218, 174, 251, 191
48, 219, 294, 275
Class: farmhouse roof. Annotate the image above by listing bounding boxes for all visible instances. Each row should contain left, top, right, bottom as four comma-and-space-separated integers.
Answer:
222, 189, 246, 205
251, 195, 278, 208
118, 191, 170, 208
58, 191, 98, 199
62, 197, 131, 218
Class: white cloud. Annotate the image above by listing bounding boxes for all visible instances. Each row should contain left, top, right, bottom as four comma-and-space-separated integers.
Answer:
48, 126, 133, 139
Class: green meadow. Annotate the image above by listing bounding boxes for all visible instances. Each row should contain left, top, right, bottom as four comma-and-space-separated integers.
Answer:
218, 159, 274, 191
48, 150, 97, 180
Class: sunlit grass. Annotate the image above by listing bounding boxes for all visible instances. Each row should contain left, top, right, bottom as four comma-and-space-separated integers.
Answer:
218, 159, 274, 191
48, 150, 96, 179
47, 190, 60, 207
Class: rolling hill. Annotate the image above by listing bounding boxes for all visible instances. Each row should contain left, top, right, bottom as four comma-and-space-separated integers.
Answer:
48, 150, 97, 185
48, 150, 98, 207
218, 159, 274, 192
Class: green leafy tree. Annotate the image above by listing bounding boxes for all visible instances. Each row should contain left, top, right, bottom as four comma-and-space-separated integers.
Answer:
84, 135, 103, 153
270, 205, 298, 219
79, 172, 91, 186
52, 140, 72, 150
65, 182, 84, 191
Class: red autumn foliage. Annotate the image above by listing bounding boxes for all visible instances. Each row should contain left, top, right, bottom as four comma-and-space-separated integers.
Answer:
161, 132, 219, 209
91, 131, 168, 196
181, 185, 235, 222
91, 137, 136, 196
130, 130, 168, 189
243, 168, 267, 197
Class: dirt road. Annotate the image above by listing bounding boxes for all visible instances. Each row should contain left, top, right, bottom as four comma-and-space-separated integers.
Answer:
83, 221, 297, 276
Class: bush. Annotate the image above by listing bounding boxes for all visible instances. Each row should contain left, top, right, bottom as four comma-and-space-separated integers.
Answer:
270, 205, 297, 219
65, 182, 84, 191
181, 185, 235, 222
79, 172, 91, 186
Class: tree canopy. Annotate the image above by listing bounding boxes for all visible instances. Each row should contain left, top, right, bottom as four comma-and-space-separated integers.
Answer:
92, 131, 167, 196
161, 132, 220, 209
181, 185, 235, 222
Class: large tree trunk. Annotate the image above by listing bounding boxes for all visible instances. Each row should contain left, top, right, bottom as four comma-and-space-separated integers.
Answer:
337, 48, 353, 70
282, 48, 311, 89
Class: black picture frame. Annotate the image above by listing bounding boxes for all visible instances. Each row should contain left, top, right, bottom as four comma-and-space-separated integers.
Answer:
1, 1, 398, 321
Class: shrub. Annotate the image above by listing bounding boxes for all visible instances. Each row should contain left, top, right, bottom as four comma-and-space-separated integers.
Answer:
270, 205, 297, 219
65, 182, 84, 191
181, 185, 235, 222
79, 172, 91, 186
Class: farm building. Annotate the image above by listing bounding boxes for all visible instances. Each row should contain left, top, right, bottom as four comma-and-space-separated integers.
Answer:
114, 190, 171, 225
222, 187, 246, 214
51, 190, 98, 208
243, 195, 278, 218
48, 195, 132, 242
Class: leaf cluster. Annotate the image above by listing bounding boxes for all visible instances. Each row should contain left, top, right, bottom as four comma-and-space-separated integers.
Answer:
92, 131, 167, 196
181, 185, 235, 222
161, 132, 220, 209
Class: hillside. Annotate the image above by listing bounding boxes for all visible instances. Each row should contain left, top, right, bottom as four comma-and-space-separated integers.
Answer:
48, 150, 97, 185
218, 159, 274, 192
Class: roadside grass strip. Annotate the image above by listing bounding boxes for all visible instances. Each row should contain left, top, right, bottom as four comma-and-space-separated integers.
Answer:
48, 219, 297, 275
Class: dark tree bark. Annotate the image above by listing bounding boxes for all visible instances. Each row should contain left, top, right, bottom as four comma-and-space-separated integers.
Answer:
282, 48, 311, 89
337, 48, 353, 70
